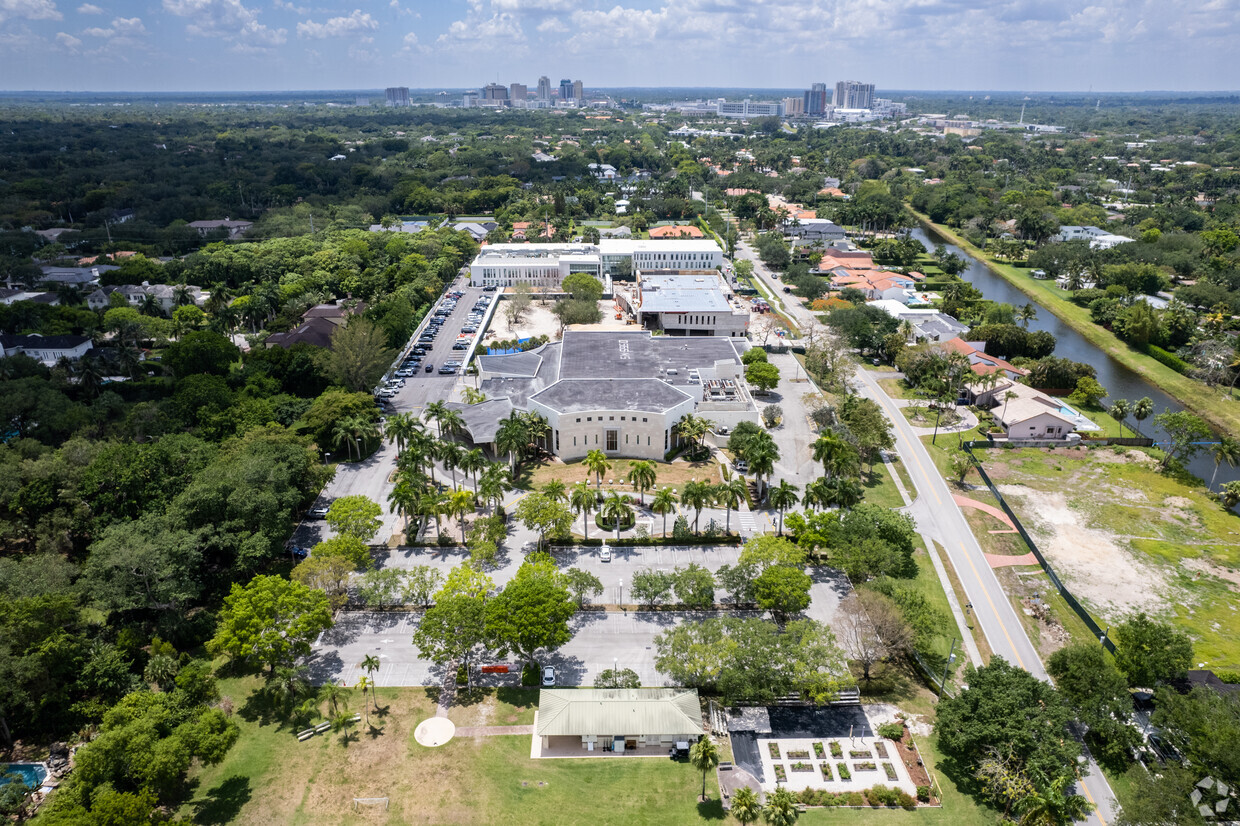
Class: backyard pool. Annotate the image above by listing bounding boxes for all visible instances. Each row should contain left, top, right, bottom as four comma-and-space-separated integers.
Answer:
1, 763, 47, 789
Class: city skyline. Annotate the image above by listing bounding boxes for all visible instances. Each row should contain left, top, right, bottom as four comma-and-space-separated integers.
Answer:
0, 0, 1236, 92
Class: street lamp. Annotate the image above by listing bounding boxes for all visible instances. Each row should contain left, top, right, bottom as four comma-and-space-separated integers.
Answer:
618, 578, 623, 610
614, 657, 618, 687
324, 452, 331, 465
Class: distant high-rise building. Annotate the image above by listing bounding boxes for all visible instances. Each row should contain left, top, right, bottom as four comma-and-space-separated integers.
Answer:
537, 76, 551, 100
783, 97, 805, 116
559, 78, 573, 101
510, 83, 528, 103
572, 79, 583, 101
803, 82, 828, 115
385, 87, 410, 107
482, 83, 508, 102
833, 80, 875, 109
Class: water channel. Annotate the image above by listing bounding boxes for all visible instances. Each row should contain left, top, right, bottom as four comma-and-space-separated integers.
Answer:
909, 226, 1239, 491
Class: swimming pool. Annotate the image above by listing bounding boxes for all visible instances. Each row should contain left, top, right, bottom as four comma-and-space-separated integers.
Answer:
0, 763, 47, 789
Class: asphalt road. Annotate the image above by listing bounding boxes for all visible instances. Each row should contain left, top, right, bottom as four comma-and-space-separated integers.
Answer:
736, 236, 1117, 824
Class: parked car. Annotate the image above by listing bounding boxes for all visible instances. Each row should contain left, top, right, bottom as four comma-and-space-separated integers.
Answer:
600, 546, 612, 562
733, 459, 748, 472
291, 545, 311, 559
542, 666, 556, 687
308, 505, 329, 518
425, 364, 434, 373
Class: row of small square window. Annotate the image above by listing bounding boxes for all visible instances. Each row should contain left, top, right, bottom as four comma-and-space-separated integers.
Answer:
576, 416, 648, 423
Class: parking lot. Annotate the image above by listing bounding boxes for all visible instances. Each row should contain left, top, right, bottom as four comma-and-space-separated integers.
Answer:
383, 281, 492, 392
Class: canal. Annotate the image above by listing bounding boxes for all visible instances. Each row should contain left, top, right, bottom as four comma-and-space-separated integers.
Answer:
910, 226, 1238, 490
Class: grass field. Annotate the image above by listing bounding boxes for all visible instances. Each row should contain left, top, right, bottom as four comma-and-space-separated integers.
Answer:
911, 211, 1240, 438
971, 445, 1240, 668
524, 456, 723, 495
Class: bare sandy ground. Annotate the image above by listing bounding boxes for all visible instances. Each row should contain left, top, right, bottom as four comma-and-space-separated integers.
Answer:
997, 484, 1172, 618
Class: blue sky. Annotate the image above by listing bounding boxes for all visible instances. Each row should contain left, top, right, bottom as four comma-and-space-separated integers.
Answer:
1, 0, 1237, 92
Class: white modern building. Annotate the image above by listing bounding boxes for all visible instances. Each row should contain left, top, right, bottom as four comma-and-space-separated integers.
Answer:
617, 273, 749, 338
469, 239, 723, 288
1055, 226, 1135, 250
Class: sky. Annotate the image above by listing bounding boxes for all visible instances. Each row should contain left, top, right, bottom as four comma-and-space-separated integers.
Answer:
1, 0, 1237, 93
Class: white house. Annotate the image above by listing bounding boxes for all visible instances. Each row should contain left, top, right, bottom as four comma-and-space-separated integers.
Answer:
1055, 226, 1134, 250
0, 333, 93, 365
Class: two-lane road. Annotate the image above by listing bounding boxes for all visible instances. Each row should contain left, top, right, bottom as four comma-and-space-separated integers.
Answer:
737, 237, 1117, 824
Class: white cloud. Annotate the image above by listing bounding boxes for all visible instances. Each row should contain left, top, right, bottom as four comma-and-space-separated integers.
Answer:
76, 2, 101, 12
437, 10, 524, 45
55, 29, 80, 49
296, 8, 376, 38
536, 17, 564, 32
163, 0, 286, 47
83, 15, 144, 37
0, 0, 63, 23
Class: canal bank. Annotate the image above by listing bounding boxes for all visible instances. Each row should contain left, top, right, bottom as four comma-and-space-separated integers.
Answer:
904, 220, 1239, 494
909, 210, 1240, 440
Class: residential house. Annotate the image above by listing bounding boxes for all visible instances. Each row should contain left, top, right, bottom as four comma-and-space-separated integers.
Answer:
648, 224, 704, 239
38, 267, 103, 288
1055, 225, 1134, 250
266, 302, 364, 349
368, 220, 429, 234
599, 226, 632, 238
939, 337, 1027, 381
511, 221, 555, 241
983, 382, 1077, 440
0, 333, 92, 365
784, 218, 846, 242
453, 222, 491, 241
534, 688, 704, 755
188, 219, 253, 239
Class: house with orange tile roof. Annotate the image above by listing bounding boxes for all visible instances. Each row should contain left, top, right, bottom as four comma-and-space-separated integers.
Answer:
818, 187, 849, 199
724, 188, 758, 197
939, 337, 1027, 380
828, 270, 917, 301
815, 252, 876, 274
648, 224, 704, 239
511, 221, 555, 240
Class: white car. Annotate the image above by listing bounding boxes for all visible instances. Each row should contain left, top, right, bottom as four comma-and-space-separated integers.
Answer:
600, 546, 612, 562
541, 666, 556, 687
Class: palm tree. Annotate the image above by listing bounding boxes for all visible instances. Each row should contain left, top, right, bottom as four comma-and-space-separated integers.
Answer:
1220, 481, 1240, 509
629, 460, 657, 506
361, 654, 381, 713
495, 413, 528, 473
318, 683, 348, 719
1015, 774, 1092, 825
387, 478, 421, 533
767, 479, 800, 535
1107, 398, 1130, 437
1017, 302, 1038, 328
542, 479, 567, 504
747, 436, 779, 502
761, 787, 799, 826
460, 448, 488, 497
811, 432, 852, 480
438, 408, 465, 440
439, 441, 465, 492
714, 477, 747, 535
446, 489, 476, 544
332, 418, 359, 461
523, 411, 551, 455
600, 491, 632, 543
569, 481, 595, 540
688, 735, 719, 801
1000, 390, 1018, 427
423, 400, 449, 438
356, 675, 373, 726
1209, 435, 1240, 490
585, 448, 611, 490
267, 665, 310, 710
681, 480, 713, 534
730, 785, 760, 825
385, 412, 418, 453
422, 489, 448, 537
1131, 396, 1154, 436
651, 487, 678, 538
479, 463, 513, 513
803, 477, 831, 511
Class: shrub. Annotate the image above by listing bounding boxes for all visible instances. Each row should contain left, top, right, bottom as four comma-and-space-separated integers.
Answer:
813, 741, 825, 758
877, 721, 905, 740
829, 740, 843, 758
521, 663, 538, 686
837, 762, 851, 780
1144, 343, 1193, 375
866, 784, 900, 807
916, 784, 931, 802
896, 790, 917, 810
768, 742, 781, 759
883, 763, 897, 780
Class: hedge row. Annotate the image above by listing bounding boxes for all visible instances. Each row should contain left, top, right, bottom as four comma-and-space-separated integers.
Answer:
1143, 344, 1193, 375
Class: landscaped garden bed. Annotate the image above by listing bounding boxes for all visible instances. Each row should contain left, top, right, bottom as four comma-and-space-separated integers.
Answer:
812, 742, 825, 759
773, 764, 787, 782
790, 761, 814, 773
829, 741, 843, 758
849, 750, 872, 759
786, 749, 810, 760
854, 761, 877, 771
768, 743, 780, 759
874, 741, 889, 759
883, 763, 898, 781
819, 763, 832, 781
836, 762, 851, 780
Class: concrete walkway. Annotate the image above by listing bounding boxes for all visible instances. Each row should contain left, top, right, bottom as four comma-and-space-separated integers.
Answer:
951, 494, 1018, 533
454, 725, 534, 737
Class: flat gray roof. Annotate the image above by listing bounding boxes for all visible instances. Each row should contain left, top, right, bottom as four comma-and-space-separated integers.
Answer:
444, 398, 513, 444
557, 330, 742, 384
530, 378, 692, 414
640, 288, 732, 314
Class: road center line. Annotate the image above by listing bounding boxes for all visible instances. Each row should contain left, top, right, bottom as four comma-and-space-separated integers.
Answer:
959, 541, 1024, 670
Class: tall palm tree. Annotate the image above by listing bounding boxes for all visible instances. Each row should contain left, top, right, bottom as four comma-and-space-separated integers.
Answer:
688, 735, 719, 801
542, 479, 567, 504
460, 448, 488, 497
356, 675, 373, 727
446, 489, 476, 543
832, 478, 864, 511
318, 683, 348, 719
1017, 302, 1038, 328
361, 654, 381, 713
651, 487, 678, 538
681, 480, 713, 534
1108, 398, 1130, 437
1000, 390, 1018, 427
569, 481, 595, 540
422, 489, 448, 537
1131, 396, 1154, 436
439, 441, 465, 492
730, 785, 760, 825
523, 411, 551, 455
387, 477, 421, 533
629, 460, 657, 506
479, 463, 513, 513
494, 413, 528, 473
803, 477, 831, 511
423, 400, 449, 438
438, 408, 465, 440
332, 418, 359, 461
747, 436, 779, 502
1209, 435, 1240, 490
767, 479, 800, 536
600, 491, 632, 543
585, 449, 611, 490
714, 477, 747, 535
385, 412, 418, 453
811, 432, 852, 480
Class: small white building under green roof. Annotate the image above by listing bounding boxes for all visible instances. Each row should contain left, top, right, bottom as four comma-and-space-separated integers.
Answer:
535, 688, 703, 755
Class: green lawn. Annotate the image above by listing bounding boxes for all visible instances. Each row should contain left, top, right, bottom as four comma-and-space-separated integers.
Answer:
912, 211, 1240, 438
